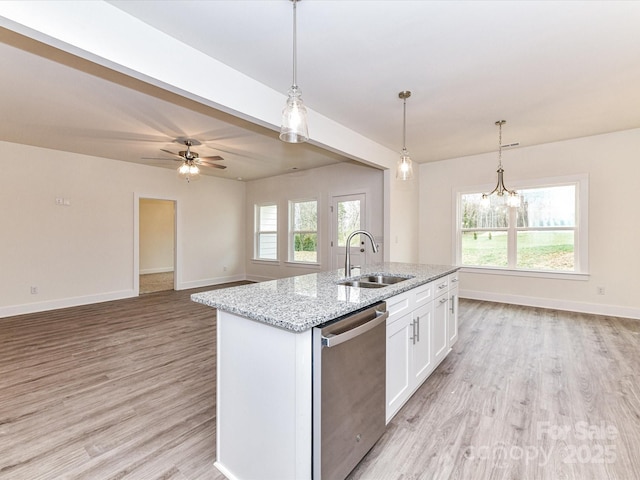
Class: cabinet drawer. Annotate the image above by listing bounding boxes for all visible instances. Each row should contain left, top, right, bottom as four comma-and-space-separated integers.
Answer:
434, 276, 449, 294
413, 282, 433, 306
386, 291, 411, 324
448, 272, 459, 289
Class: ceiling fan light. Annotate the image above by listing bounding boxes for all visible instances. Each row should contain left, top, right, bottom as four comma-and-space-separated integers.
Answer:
280, 86, 309, 143
177, 161, 200, 183
178, 162, 190, 175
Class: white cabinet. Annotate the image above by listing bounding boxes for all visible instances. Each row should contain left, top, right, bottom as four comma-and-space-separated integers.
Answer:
385, 284, 434, 422
386, 308, 412, 421
386, 273, 460, 423
432, 276, 449, 367
448, 272, 459, 348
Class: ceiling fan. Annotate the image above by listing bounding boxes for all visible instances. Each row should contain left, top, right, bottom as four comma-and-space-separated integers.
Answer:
146, 138, 226, 182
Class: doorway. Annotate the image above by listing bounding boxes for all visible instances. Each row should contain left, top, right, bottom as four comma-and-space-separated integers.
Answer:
138, 198, 176, 294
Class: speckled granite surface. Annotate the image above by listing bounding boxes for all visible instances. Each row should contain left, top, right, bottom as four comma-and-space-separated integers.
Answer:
191, 262, 459, 332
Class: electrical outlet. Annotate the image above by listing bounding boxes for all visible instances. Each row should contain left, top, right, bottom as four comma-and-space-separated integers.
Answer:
597, 286, 605, 295
30, 286, 39, 294
223, 266, 228, 272
55, 197, 64, 206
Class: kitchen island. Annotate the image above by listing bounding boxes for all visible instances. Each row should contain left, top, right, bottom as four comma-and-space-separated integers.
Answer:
191, 262, 459, 480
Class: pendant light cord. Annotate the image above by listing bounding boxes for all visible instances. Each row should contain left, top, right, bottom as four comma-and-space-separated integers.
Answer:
402, 97, 407, 150
292, 0, 298, 88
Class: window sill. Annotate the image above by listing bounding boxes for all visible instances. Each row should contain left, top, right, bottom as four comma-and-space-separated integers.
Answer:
251, 259, 281, 265
284, 261, 322, 269
460, 266, 590, 281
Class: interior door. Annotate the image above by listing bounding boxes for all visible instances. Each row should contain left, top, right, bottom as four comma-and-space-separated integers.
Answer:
331, 194, 366, 272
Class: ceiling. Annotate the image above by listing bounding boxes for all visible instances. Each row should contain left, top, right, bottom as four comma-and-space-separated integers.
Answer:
2, 1, 640, 181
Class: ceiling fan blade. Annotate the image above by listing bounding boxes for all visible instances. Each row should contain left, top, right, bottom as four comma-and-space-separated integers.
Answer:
199, 155, 224, 161
199, 162, 227, 170
160, 148, 183, 158
198, 158, 226, 167
142, 156, 180, 162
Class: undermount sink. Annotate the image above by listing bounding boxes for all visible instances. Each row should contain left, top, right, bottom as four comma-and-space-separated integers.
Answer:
359, 275, 408, 285
339, 280, 387, 289
338, 274, 411, 289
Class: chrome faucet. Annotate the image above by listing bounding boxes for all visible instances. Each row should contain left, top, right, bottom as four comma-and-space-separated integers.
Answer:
344, 230, 378, 277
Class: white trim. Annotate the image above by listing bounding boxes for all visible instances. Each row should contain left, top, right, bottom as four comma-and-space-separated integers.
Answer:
139, 267, 174, 275
178, 274, 246, 291
0, 289, 136, 319
250, 258, 281, 266
461, 289, 640, 321
283, 261, 322, 269
246, 274, 277, 283
460, 266, 589, 281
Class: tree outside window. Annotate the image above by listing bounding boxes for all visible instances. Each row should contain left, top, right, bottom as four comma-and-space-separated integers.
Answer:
290, 200, 318, 263
459, 180, 583, 273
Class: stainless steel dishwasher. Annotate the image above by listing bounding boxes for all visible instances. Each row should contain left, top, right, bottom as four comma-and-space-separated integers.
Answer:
312, 301, 388, 480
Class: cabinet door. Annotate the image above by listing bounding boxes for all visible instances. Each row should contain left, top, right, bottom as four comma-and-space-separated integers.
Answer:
412, 302, 433, 385
448, 281, 459, 348
386, 312, 412, 423
433, 292, 449, 366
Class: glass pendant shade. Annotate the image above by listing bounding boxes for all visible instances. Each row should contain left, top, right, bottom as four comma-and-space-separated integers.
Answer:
177, 161, 200, 183
279, 86, 309, 143
396, 90, 414, 181
396, 149, 414, 181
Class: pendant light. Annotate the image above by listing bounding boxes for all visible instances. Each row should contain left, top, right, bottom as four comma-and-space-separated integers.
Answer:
481, 120, 519, 207
396, 91, 414, 181
279, 0, 309, 143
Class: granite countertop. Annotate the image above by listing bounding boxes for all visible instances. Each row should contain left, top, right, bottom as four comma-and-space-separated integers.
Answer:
191, 262, 459, 332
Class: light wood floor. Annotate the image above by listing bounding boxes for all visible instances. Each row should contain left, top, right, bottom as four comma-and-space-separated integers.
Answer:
1, 293, 639, 479
350, 300, 640, 480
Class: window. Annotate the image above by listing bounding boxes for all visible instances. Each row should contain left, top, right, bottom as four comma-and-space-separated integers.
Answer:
456, 175, 588, 275
289, 199, 318, 263
255, 203, 278, 260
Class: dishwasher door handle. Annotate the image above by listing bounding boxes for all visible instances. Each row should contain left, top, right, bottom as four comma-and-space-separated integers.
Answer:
322, 310, 389, 348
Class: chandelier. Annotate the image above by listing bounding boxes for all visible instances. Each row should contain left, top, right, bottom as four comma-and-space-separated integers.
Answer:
481, 120, 519, 207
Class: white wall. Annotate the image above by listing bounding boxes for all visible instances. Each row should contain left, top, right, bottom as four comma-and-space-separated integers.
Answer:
419, 128, 640, 319
245, 162, 385, 281
0, 141, 246, 317
139, 198, 174, 274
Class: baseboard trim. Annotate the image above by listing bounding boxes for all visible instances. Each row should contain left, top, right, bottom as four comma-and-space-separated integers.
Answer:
0, 289, 137, 319
178, 274, 246, 290
139, 267, 174, 275
246, 274, 277, 283
461, 289, 640, 320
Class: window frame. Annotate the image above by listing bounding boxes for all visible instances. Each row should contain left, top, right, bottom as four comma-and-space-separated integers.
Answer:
254, 203, 279, 261
454, 174, 589, 279
288, 198, 320, 265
